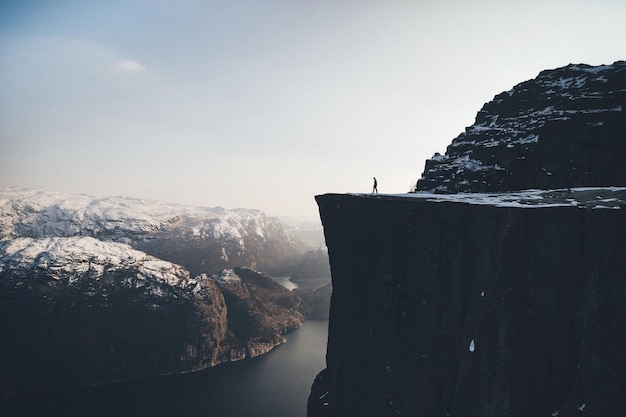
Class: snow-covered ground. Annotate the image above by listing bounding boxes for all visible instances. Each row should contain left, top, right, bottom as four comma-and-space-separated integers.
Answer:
355, 187, 626, 209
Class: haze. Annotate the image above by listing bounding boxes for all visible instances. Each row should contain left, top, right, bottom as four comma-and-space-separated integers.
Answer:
1, 0, 625, 220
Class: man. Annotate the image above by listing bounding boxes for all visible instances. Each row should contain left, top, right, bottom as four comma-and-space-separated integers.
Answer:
372, 177, 378, 193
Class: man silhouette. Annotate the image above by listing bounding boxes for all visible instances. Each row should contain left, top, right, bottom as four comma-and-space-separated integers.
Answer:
372, 177, 378, 193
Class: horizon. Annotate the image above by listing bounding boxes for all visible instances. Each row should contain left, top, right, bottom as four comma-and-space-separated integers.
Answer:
1, 1, 625, 219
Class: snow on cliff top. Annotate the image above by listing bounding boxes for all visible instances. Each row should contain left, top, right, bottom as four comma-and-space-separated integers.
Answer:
354, 187, 626, 209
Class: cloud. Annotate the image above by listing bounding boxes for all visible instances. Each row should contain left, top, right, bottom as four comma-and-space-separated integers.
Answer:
115, 59, 145, 73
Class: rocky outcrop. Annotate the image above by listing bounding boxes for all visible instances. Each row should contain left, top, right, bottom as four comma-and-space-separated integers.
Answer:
310, 191, 626, 417
309, 61, 626, 417
417, 61, 626, 193
213, 267, 303, 360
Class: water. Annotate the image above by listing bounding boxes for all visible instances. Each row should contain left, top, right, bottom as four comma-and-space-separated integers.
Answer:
272, 276, 299, 291
0, 320, 328, 417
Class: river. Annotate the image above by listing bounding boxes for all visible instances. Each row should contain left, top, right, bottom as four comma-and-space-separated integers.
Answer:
0, 320, 328, 417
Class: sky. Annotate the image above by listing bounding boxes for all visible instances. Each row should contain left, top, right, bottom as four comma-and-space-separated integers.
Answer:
1, 0, 625, 220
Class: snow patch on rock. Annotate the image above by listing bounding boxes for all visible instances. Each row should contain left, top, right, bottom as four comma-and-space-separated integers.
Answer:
211, 269, 241, 286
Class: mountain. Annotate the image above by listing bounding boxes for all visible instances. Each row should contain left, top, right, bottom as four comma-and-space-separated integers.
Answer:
417, 61, 626, 193
0, 189, 306, 396
0, 236, 220, 394
290, 248, 332, 319
290, 248, 331, 288
212, 267, 304, 359
0, 187, 306, 276
0, 237, 303, 396
309, 62, 626, 417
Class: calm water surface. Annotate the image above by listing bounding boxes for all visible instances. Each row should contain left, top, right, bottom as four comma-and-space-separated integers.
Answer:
1, 320, 328, 417
272, 276, 299, 291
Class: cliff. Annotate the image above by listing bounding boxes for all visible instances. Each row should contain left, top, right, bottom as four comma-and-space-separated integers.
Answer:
310, 191, 626, 417
309, 61, 626, 417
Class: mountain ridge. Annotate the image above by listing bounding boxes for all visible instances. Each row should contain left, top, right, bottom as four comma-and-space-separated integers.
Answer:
0, 188, 309, 396
417, 60, 626, 193
0, 187, 306, 276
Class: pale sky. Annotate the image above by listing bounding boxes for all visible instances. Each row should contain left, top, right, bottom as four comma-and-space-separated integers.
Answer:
1, 0, 625, 220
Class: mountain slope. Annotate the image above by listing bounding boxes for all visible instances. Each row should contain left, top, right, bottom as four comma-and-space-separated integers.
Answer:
417, 61, 626, 193
0, 237, 229, 394
0, 187, 305, 275
0, 190, 307, 396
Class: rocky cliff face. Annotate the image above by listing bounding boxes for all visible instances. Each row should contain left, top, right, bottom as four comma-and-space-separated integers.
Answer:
417, 61, 626, 193
310, 191, 626, 417
309, 61, 626, 417
213, 267, 304, 359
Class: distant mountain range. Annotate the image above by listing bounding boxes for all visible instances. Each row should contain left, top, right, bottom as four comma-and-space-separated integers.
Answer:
0, 187, 311, 276
0, 188, 325, 396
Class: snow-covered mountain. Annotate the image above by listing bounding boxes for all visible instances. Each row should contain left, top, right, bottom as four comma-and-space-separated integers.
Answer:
0, 237, 196, 297
0, 187, 307, 275
417, 61, 626, 193
0, 189, 307, 396
0, 237, 303, 395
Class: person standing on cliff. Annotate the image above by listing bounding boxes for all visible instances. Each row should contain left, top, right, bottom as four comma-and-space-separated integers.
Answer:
372, 177, 378, 193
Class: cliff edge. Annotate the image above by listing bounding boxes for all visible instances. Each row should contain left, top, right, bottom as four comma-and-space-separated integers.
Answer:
309, 61, 626, 417
310, 191, 625, 417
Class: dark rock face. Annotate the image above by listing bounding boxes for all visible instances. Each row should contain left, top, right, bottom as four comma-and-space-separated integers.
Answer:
310, 192, 626, 417
417, 61, 626, 193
